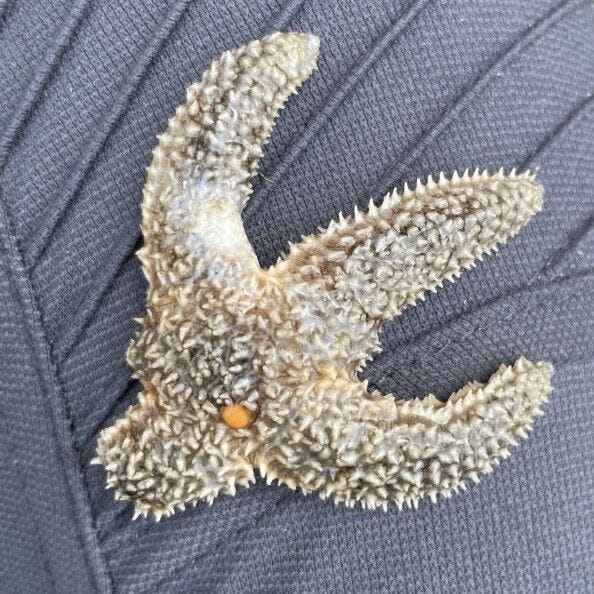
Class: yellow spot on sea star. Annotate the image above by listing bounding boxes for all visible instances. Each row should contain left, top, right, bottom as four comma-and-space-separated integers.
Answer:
221, 404, 255, 429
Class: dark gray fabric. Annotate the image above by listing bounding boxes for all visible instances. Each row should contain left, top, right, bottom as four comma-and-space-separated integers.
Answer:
1, 0, 593, 592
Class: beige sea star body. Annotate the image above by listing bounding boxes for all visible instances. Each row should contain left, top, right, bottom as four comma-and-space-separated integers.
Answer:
95, 32, 552, 520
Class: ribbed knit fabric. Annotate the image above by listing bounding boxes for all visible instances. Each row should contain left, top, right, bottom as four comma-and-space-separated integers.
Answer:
1, 1, 593, 592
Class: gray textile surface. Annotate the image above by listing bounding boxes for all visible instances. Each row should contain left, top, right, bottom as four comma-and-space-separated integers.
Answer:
1, 0, 593, 592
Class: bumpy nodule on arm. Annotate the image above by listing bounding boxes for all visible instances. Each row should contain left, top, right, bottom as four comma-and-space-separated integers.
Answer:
95, 32, 553, 521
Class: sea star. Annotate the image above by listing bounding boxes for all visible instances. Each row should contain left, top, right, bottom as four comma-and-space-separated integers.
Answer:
95, 32, 552, 520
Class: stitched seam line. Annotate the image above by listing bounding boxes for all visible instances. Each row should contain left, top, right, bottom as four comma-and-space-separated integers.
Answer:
519, 92, 594, 170
265, 0, 307, 33
82, 378, 137, 451
376, 96, 594, 370
92, 0, 312, 560
53, 0, 308, 364
244, 0, 433, 219
56, 76, 585, 387
0, 1, 111, 590
24, 0, 194, 267
95, 0, 313, 563
0, 0, 92, 171
0, 195, 111, 592
26, 0, 307, 273
142, 269, 594, 592
382, 275, 594, 396
371, 94, 594, 364
372, 0, 587, 198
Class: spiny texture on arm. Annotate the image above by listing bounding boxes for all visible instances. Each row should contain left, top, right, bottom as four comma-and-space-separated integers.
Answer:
95, 32, 552, 521
273, 169, 543, 373
275, 169, 543, 323
271, 358, 551, 510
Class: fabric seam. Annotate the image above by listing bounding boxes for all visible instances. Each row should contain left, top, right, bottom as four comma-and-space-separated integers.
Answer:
0, 201, 113, 592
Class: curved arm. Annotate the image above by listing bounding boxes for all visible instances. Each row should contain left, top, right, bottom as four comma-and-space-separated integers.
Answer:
266, 358, 552, 508
138, 32, 319, 288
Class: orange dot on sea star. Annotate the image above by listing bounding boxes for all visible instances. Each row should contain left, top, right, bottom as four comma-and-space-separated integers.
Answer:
221, 403, 255, 429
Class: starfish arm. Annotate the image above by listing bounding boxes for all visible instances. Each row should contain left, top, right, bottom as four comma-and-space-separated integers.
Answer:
137, 32, 319, 288
271, 357, 552, 509
273, 170, 543, 324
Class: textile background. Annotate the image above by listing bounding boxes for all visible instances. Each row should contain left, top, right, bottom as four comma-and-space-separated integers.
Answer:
1, 0, 593, 592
